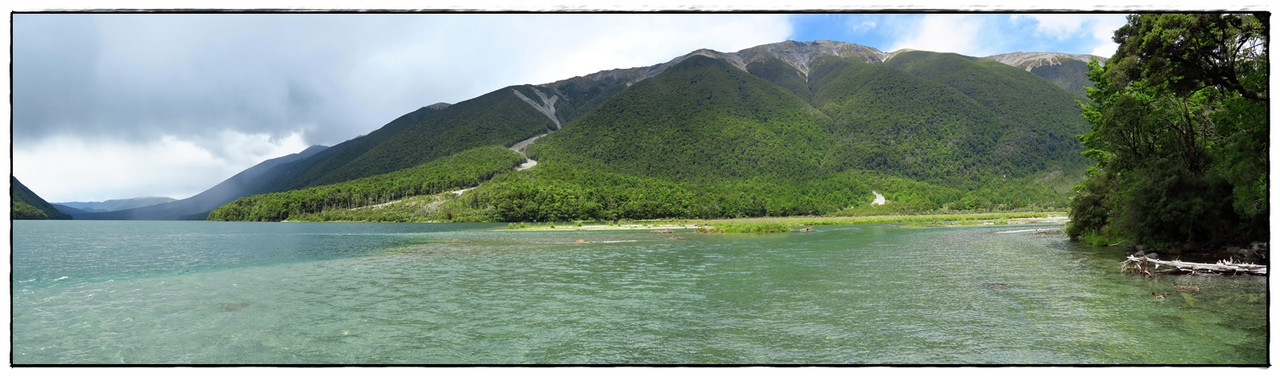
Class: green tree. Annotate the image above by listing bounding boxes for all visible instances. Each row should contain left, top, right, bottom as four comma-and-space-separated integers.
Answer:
12, 201, 48, 220
1071, 13, 1268, 249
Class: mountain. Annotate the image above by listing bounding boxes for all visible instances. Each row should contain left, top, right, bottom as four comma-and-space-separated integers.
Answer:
11, 177, 71, 220
55, 197, 177, 213
77, 145, 329, 220
208, 40, 1098, 222
272, 86, 558, 191
527, 41, 1091, 182
51, 204, 91, 216
984, 52, 1104, 98
536, 54, 833, 182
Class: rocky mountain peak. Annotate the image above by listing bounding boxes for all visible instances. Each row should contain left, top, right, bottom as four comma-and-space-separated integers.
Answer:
545, 40, 1102, 96
984, 52, 1105, 71
551, 40, 889, 88
735, 40, 888, 76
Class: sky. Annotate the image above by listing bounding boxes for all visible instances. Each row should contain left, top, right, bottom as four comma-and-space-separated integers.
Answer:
4, 3, 1241, 203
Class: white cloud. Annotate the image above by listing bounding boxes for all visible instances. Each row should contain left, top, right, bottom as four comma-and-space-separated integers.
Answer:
887, 14, 992, 56
1012, 14, 1127, 57
530, 15, 792, 83
844, 16, 879, 33
883, 14, 1128, 58
13, 131, 308, 202
1087, 16, 1128, 57
1013, 14, 1089, 40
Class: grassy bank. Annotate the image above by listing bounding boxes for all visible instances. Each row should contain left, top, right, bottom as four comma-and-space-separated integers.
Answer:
499, 211, 1066, 233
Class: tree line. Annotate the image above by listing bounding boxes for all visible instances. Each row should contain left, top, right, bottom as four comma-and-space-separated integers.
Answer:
208, 146, 527, 221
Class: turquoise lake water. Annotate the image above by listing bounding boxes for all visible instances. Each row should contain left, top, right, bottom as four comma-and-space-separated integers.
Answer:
10, 220, 1268, 364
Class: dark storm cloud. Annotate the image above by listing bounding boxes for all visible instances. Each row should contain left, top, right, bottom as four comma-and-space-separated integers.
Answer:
11, 14, 796, 156
12, 14, 402, 151
12, 15, 103, 141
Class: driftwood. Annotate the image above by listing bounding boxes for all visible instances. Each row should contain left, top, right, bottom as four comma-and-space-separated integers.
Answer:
1122, 255, 1267, 276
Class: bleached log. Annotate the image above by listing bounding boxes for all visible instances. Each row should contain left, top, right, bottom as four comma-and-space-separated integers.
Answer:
1124, 255, 1267, 275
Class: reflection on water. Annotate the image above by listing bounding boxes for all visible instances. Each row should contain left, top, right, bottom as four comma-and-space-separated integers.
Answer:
11, 221, 1268, 364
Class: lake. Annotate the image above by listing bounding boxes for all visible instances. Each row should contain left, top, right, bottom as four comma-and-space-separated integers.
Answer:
10, 220, 1268, 364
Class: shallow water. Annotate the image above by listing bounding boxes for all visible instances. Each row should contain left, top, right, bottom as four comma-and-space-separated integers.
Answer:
10, 221, 1268, 364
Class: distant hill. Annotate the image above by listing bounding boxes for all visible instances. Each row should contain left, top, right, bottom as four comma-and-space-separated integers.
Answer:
77, 145, 328, 220
11, 177, 71, 220
55, 197, 176, 213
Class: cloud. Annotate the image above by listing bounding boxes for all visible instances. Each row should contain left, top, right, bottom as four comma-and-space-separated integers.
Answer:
1014, 14, 1091, 40
13, 131, 308, 202
14, 14, 792, 148
880, 14, 1126, 58
1011, 14, 1127, 57
846, 18, 878, 32
886, 14, 995, 56
12, 13, 792, 201
1086, 16, 1129, 57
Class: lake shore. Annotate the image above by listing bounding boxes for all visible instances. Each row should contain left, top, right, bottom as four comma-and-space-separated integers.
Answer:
500, 212, 1068, 232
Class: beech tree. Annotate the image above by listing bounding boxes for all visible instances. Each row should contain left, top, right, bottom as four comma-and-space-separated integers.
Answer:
1068, 13, 1268, 249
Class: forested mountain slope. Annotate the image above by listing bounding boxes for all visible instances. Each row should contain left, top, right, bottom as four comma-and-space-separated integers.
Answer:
11, 177, 71, 220
208, 40, 1097, 222
984, 51, 1102, 98
274, 86, 562, 190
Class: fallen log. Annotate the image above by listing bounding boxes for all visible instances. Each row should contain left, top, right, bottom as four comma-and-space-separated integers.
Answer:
1123, 255, 1267, 276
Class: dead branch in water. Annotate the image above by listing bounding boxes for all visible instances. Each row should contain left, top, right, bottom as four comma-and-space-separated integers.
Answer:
1123, 255, 1267, 276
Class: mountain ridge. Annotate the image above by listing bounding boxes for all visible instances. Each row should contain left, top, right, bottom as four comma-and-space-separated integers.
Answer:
545, 40, 1103, 90
76, 144, 329, 220
64, 39, 1101, 222
984, 51, 1104, 71
55, 196, 177, 213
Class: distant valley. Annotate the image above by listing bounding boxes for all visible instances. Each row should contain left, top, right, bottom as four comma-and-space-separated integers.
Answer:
54, 197, 176, 214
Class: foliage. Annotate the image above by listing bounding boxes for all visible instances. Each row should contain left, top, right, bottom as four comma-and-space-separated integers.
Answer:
277, 85, 556, 191
802, 53, 1091, 184
695, 222, 791, 234
1110, 159, 1238, 249
1109, 13, 1268, 101
1069, 13, 1268, 250
208, 146, 526, 221
12, 201, 48, 220
1078, 229, 1124, 247
1065, 168, 1115, 241
1029, 59, 1096, 99
746, 57, 814, 100
533, 55, 833, 183
437, 54, 1084, 222
10, 176, 71, 220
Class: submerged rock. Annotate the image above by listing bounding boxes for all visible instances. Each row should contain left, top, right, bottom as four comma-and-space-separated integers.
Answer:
220, 302, 252, 312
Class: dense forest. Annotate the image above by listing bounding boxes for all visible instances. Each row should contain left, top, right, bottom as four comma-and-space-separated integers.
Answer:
1066, 13, 1268, 251
274, 85, 559, 192
207, 146, 526, 221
